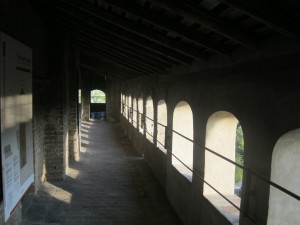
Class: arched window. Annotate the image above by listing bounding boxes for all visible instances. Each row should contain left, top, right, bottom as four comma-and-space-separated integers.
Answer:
133, 98, 137, 128
157, 100, 167, 152
138, 98, 144, 134
204, 111, 243, 223
145, 96, 154, 142
172, 101, 193, 181
78, 89, 81, 104
121, 94, 125, 115
90, 90, 106, 119
90, 90, 106, 103
128, 95, 132, 123
267, 129, 300, 225
125, 95, 129, 119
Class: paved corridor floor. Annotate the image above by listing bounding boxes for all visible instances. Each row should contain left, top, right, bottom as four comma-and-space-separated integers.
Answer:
21, 121, 183, 225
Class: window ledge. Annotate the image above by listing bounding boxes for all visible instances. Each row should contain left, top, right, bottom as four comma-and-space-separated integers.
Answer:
204, 194, 241, 225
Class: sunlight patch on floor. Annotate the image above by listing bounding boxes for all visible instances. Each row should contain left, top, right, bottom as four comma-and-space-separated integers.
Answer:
43, 182, 72, 204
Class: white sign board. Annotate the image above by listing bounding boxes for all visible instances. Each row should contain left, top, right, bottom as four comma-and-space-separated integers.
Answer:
0, 32, 34, 222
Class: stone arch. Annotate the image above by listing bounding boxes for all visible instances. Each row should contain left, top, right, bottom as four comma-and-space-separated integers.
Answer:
128, 95, 132, 122
138, 97, 144, 134
133, 98, 138, 128
203, 111, 243, 223
90, 89, 106, 119
157, 100, 167, 152
172, 101, 193, 181
145, 96, 154, 142
267, 129, 300, 225
90, 89, 106, 103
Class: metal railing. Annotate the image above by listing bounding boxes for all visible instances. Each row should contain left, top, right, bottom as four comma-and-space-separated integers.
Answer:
120, 103, 300, 224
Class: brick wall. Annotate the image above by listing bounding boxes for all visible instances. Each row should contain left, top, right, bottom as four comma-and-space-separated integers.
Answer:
42, 30, 68, 181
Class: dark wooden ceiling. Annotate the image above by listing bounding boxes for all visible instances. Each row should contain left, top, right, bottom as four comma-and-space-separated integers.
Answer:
32, 0, 300, 80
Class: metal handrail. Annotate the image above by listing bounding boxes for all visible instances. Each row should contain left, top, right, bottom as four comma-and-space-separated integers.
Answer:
120, 103, 300, 204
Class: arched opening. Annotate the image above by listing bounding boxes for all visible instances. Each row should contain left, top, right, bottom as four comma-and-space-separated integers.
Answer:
157, 100, 167, 152
120, 93, 124, 114
204, 111, 243, 222
90, 89, 106, 120
78, 89, 81, 104
138, 98, 144, 134
128, 95, 132, 123
172, 101, 193, 181
125, 95, 129, 119
133, 98, 137, 128
267, 129, 300, 225
145, 96, 154, 142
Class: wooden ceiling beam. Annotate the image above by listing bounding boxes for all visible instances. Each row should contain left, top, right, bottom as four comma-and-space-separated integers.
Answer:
71, 33, 166, 72
46, 17, 152, 75
53, 0, 208, 62
81, 56, 145, 76
61, 0, 224, 58
77, 39, 160, 75
66, 18, 175, 68
44, 1, 194, 65
81, 55, 145, 78
72, 35, 162, 74
82, 0, 231, 56
52, 19, 168, 76
218, 0, 300, 40
144, 0, 259, 49
81, 63, 134, 80
41, 5, 179, 66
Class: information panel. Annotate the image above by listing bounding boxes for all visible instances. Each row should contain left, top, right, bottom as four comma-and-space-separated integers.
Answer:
0, 32, 34, 222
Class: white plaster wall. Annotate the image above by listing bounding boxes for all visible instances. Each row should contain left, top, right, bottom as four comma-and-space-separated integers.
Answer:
267, 129, 300, 225
125, 95, 129, 119
146, 96, 154, 142
121, 94, 125, 115
172, 101, 193, 180
138, 98, 144, 133
128, 95, 132, 123
157, 100, 167, 151
204, 111, 238, 195
133, 98, 137, 128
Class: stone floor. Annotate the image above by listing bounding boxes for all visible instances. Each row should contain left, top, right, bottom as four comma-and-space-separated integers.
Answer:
21, 120, 183, 225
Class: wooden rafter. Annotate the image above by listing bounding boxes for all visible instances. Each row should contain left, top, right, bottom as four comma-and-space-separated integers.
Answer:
62, 0, 231, 56
81, 63, 134, 80
72, 34, 164, 73
81, 54, 146, 78
50, 15, 172, 75
143, 0, 259, 49
51, 0, 209, 62
75, 37, 160, 74
44, 1, 194, 65
218, 0, 300, 40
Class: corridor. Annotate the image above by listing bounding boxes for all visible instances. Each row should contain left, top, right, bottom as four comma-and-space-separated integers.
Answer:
21, 121, 183, 225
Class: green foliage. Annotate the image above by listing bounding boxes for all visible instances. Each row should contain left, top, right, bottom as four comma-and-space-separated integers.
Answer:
91, 90, 106, 103
235, 123, 244, 183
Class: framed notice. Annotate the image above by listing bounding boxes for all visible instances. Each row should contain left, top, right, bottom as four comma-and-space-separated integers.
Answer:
0, 32, 34, 222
